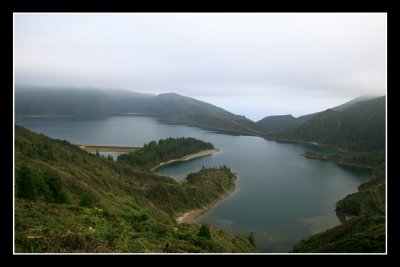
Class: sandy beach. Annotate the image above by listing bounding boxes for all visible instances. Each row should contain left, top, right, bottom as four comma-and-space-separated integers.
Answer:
150, 148, 219, 171
78, 144, 141, 153
176, 176, 237, 224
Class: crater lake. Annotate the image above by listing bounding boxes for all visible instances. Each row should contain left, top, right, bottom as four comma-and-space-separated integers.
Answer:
15, 115, 369, 252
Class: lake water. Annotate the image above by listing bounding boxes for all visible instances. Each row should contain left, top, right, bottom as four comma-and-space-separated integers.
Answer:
15, 116, 369, 252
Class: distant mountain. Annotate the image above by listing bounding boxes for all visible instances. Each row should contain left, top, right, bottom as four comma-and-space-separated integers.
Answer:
256, 115, 298, 133
257, 97, 366, 132
256, 96, 377, 133
15, 85, 263, 135
331, 95, 377, 112
256, 112, 319, 133
15, 86, 152, 116
268, 96, 385, 151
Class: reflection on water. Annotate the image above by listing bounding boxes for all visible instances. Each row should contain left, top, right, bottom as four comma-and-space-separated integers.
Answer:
297, 215, 340, 235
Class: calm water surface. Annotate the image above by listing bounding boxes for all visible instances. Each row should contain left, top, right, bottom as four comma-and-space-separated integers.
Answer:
16, 116, 369, 252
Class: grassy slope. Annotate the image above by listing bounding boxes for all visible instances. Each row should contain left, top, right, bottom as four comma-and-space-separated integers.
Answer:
15, 126, 259, 253
267, 97, 385, 152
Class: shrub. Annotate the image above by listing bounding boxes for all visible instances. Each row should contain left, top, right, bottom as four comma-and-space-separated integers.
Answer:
16, 166, 68, 204
43, 173, 69, 203
248, 232, 255, 246
79, 192, 96, 207
197, 224, 211, 240
16, 164, 37, 200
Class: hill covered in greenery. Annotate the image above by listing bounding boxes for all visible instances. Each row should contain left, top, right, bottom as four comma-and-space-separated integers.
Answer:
264, 96, 387, 252
256, 115, 300, 133
267, 96, 385, 151
256, 96, 378, 134
331, 95, 377, 112
14, 126, 259, 253
15, 85, 263, 136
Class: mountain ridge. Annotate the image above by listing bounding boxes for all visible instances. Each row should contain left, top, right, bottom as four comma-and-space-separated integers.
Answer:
15, 85, 264, 136
266, 96, 385, 152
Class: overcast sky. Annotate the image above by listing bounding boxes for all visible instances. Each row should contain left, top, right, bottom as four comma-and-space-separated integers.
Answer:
14, 13, 386, 121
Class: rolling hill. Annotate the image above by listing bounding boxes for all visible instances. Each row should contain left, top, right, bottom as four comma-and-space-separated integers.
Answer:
256, 96, 378, 134
256, 115, 299, 133
331, 95, 377, 112
267, 96, 385, 152
15, 85, 263, 136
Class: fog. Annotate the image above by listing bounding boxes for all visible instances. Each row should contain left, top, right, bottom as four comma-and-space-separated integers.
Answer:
14, 13, 386, 121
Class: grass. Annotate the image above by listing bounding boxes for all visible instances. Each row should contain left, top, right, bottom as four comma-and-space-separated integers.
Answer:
14, 125, 259, 253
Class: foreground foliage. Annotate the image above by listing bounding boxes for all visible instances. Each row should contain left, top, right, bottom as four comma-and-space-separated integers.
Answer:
15, 126, 258, 253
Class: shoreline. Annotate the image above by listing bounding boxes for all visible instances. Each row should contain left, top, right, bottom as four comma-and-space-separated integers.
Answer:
151, 148, 219, 172
78, 144, 141, 153
301, 153, 374, 170
176, 175, 238, 224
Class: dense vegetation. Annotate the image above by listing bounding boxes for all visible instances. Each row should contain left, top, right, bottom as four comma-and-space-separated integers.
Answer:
256, 96, 375, 133
256, 115, 300, 133
330, 96, 376, 112
268, 97, 385, 151
302, 150, 385, 169
15, 86, 263, 136
293, 151, 385, 252
16, 87, 386, 253
15, 126, 258, 253
117, 137, 214, 170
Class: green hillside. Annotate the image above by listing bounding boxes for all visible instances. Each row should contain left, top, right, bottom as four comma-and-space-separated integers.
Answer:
331, 95, 377, 112
268, 97, 385, 151
14, 126, 259, 253
15, 86, 263, 136
256, 96, 377, 134
256, 115, 299, 133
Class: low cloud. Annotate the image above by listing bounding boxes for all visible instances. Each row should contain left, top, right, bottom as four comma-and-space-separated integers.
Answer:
14, 13, 386, 120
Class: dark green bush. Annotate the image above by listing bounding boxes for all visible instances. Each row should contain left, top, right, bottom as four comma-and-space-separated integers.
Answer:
79, 192, 96, 207
16, 165, 68, 204
197, 224, 211, 240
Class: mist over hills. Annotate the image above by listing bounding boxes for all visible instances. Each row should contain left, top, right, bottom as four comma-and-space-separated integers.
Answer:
14, 85, 386, 252
16, 85, 385, 151
15, 85, 264, 135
